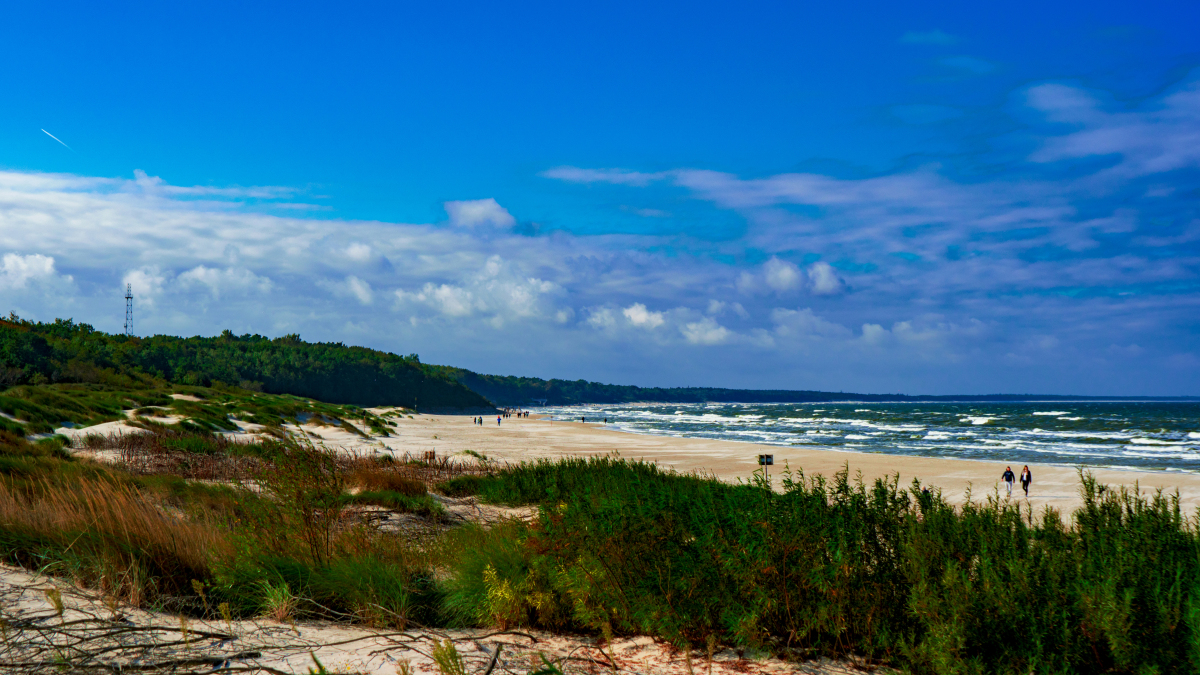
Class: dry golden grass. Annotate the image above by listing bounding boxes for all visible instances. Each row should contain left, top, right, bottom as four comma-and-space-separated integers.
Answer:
0, 478, 225, 604
346, 462, 428, 495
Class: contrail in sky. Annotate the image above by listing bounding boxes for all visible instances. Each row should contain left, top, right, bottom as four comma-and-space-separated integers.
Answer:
41, 129, 72, 150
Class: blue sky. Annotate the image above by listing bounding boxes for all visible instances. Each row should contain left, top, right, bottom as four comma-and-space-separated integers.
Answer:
1, 1, 1199, 394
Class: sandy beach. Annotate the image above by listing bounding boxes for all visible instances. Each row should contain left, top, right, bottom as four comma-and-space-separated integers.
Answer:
282, 412, 1200, 515
57, 409, 1200, 515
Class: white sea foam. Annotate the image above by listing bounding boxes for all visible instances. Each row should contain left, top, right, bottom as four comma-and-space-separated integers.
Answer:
535, 402, 1200, 472
1129, 438, 1191, 446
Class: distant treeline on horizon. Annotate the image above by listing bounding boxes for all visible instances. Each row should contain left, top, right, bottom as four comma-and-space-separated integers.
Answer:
430, 367, 1199, 406
2, 317, 1193, 409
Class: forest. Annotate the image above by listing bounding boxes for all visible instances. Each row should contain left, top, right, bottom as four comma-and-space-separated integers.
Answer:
0, 316, 490, 410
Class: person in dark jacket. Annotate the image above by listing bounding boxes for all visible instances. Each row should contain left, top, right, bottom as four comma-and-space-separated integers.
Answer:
1001, 466, 1015, 496
1020, 465, 1032, 497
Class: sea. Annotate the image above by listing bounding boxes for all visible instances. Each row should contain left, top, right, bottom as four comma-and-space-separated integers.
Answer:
533, 401, 1200, 473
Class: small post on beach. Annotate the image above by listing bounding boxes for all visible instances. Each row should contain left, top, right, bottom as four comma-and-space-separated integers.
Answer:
758, 454, 773, 485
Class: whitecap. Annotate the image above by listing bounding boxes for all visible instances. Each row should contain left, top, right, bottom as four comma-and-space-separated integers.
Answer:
1032, 411, 1070, 416
961, 416, 992, 425
1129, 438, 1190, 446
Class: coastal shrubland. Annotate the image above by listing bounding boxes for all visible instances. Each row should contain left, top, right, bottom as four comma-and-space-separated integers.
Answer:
2, 422, 1199, 673
446, 458, 1200, 673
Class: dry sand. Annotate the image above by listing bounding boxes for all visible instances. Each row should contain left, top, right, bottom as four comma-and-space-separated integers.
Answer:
57, 410, 1200, 516
361, 412, 1200, 516
0, 563, 870, 675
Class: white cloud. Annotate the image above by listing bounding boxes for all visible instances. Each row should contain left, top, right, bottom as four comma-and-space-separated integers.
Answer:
586, 307, 617, 329
394, 256, 561, 324
0, 120, 1197, 395
541, 167, 669, 186
623, 303, 665, 329
861, 323, 890, 345
177, 266, 272, 298
0, 253, 60, 290
345, 243, 373, 261
346, 276, 374, 305
807, 262, 845, 295
681, 317, 731, 345
770, 308, 852, 339
319, 276, 375, 305
763, 257, 803, 292
398, 283, 476, 317
444, 198, 516, 229
131, 169, 298, 200
122, 266, 168, 306
1027, 76, 1200, 180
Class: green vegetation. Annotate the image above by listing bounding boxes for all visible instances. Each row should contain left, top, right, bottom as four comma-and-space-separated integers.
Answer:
442, 458, 1200, 673
3, 423, 1198, 673
0, 377, 402, 441
3, 316, 1198, 672
0, 315, 490, 411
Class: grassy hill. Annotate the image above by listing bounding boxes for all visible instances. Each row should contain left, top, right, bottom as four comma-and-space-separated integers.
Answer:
0, 316, 490, 434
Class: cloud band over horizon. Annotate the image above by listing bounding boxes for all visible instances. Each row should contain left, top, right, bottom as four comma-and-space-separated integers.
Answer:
2, 74, 1198, 395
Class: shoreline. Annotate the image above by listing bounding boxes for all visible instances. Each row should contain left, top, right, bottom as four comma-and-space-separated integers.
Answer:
369, 413, 1200, 515
57, 409, 1200, 516
535, 411, 1198, 475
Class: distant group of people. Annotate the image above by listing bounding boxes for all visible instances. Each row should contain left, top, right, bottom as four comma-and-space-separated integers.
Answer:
1001, 465, 1033, 497
473, 410, 529, 426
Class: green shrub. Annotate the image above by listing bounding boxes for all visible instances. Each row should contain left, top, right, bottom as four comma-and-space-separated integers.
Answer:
443, 458, 1200, 673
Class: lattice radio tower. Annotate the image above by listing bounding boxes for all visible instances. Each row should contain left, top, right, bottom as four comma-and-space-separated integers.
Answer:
124, 284, 133, 336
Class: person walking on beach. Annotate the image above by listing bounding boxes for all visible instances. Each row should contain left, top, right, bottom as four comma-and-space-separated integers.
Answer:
1020, 465, 1032, 497
497, 415, 501, 426
1001, 466, 1015, 496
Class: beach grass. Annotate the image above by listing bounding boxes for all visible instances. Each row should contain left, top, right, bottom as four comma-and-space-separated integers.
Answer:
3, 426, 1199, 673
440, 457, 1200, 673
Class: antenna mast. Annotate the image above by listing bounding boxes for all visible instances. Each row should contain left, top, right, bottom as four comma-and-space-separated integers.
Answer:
124, 284, 133, 336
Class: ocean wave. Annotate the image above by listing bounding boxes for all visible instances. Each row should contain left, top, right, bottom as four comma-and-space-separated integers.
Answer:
535, 402, 1200, 472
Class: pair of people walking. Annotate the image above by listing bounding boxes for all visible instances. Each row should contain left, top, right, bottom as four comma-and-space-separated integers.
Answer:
1002, 465, 1033, 497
